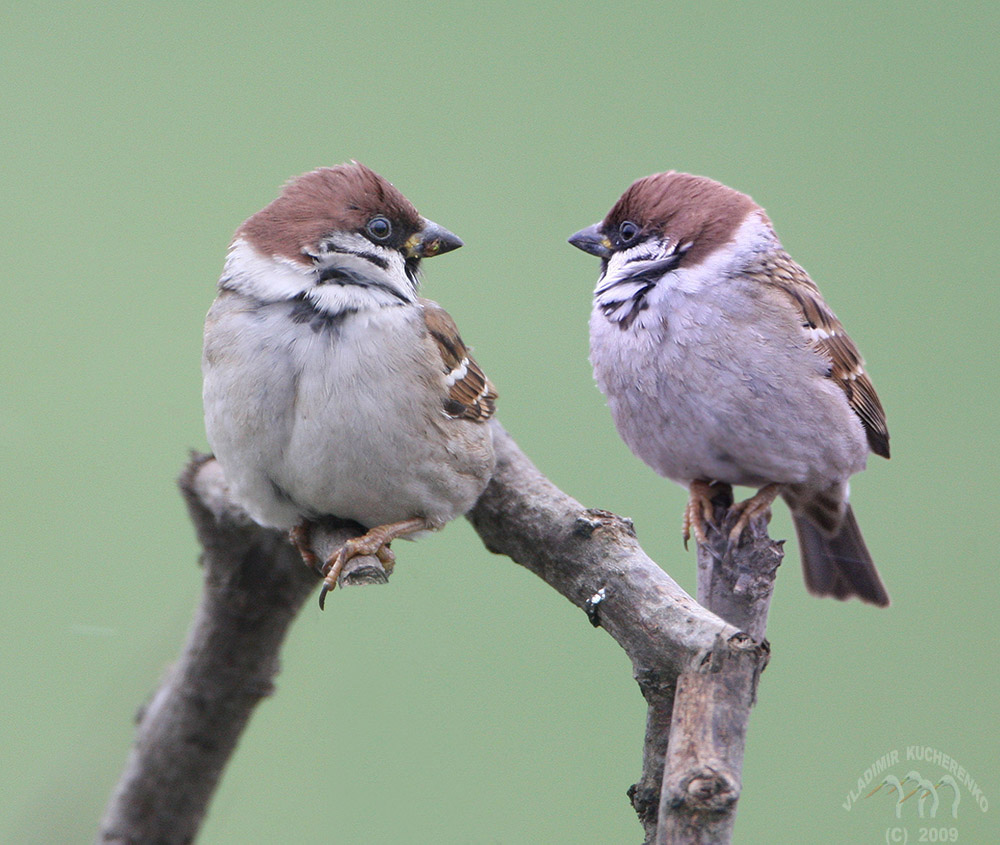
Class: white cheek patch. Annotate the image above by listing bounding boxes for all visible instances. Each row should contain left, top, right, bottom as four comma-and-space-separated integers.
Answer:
593, 241, 679, 327
666, 212, 775, 295
231, 228, 421, 317
595, 242, 671, 298
319, 231, 381, 257
223, 238, 314, 301
319, 249, 394, 283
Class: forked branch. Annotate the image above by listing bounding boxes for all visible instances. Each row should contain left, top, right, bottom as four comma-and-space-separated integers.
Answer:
98, 421, 779, 845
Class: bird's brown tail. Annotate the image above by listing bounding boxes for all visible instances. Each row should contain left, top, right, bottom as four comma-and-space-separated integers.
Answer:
793, 505, 890, 607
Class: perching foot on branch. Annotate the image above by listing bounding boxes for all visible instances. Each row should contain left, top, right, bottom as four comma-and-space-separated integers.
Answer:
100, 426, 781, 845
317, 516, 426, 609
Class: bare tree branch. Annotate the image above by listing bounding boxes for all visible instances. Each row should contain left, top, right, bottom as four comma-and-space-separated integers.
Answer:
97, 456, 381, 844
98, 422, 779, 845
656, 488, 781, 844
466, 423, 743, 843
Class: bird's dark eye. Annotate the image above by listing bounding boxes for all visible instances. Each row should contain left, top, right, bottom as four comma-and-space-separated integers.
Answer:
619, 220, 641, 244
366, 216, 392, 241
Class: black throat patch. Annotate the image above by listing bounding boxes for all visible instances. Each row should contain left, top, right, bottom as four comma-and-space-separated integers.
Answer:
286, 294, 356, 336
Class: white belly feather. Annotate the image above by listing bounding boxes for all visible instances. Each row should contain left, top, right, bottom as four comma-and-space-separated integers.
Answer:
203, 296, 492, 530
589, 277, 869, 491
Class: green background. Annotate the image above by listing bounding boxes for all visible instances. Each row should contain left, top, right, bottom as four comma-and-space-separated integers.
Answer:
4, 2, 998, 842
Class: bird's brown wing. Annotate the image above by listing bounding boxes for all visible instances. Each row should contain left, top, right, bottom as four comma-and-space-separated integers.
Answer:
420, 299, 497, 422
757, 252, 890, 458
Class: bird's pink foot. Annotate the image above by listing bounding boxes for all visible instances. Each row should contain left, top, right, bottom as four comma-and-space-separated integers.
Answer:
683, 480, 718, 549
727, 484, 781, 544
319, 517, 428, 608
289, 520, 322, 575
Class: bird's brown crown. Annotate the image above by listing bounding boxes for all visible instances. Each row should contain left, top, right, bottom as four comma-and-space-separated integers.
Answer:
605, 171, 764, 266
238, 162, 423, 264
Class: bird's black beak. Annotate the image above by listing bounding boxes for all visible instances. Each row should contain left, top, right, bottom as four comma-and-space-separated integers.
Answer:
408, 218, 463, 258
568, 223, 613, 258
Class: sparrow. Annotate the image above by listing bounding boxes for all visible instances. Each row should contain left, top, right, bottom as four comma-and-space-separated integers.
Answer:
203, 163, 496, 607
569, 171, 890, 606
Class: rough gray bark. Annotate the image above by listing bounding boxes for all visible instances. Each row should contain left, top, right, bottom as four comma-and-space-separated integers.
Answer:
97, 456, 384, 844
656, 486, 781, 844
466, 425, 751, 843
98, 422, 780, 845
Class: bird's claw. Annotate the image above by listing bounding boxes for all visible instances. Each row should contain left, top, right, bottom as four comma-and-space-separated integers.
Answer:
726, 484, 781, 545
318, 536, 392, 609
316, 517, 425, 609
289, 521, 323, 575
682, 480, 716, 549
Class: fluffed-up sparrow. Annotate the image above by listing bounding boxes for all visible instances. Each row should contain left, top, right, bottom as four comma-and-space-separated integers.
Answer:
569, 171, 890, 606
203, 163, 496, 607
